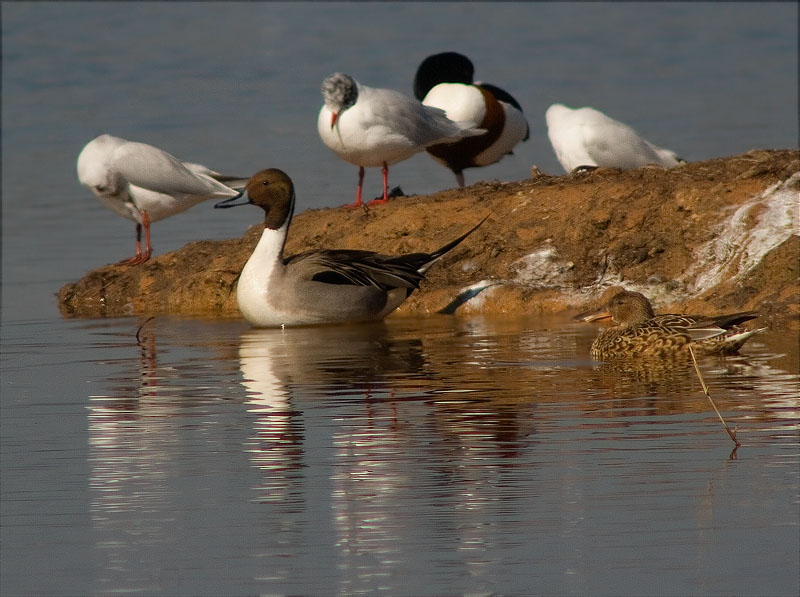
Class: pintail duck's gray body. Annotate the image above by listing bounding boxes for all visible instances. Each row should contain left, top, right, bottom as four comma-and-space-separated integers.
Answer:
217, 168, 483, 328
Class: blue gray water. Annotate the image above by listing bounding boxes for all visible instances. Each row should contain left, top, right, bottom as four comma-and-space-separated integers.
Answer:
2, 3, 798, 596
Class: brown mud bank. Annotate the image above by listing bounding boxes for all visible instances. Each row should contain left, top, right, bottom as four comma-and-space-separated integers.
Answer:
59, 149, 799, 327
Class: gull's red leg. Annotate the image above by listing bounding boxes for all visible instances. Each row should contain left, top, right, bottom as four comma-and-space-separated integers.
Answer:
141, 210, 152, 262
345, 166, 365, 208
367, 162, 390, 206
116, 223, 143, 265
117, 211, 152, 265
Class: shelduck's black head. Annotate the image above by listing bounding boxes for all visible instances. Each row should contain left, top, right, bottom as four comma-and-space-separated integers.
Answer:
413, 51, 475, 100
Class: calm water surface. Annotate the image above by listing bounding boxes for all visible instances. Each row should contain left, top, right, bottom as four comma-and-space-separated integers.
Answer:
2, 315, 799, 595
2, 3, 799, 596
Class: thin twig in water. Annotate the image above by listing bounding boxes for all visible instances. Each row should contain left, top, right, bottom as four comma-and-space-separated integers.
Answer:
135, 316, 156, 345
688, 345, 740, 447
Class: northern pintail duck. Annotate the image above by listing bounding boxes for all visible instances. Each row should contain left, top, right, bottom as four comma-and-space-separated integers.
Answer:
413, 52, 529, 187
77, 134, 246, 265
318, 73, 484, 207
545, 104, 683, 173
577, 290, 763, 359
216, 168, 484, 327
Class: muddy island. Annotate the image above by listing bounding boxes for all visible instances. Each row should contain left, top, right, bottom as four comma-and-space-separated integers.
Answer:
58, 149, 799, 327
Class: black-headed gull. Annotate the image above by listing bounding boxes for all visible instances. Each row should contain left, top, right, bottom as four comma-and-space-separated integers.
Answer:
545, 104, 683, 173
413, 52, 530, 187
318, 73, 484, 207
77, 134, 246, 265
215, 168, 484, 327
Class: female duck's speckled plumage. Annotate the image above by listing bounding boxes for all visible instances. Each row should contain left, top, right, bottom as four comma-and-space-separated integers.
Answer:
579, 290, 762, 359
216, 168, 484, 328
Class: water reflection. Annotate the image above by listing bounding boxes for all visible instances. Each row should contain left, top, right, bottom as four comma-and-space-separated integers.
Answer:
238, 328, 301, 506
232, 320, 550, 590
87, 321, 183, 594
80, 316, 798, 595
237, 322, 426, 391
236, 323, 429, 503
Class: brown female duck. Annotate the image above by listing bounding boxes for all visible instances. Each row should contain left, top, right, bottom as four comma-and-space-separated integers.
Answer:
577, 290, 764, 359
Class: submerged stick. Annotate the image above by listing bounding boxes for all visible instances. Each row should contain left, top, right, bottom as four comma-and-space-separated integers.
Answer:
135, 316, 156, 345
688, 345, 741, 447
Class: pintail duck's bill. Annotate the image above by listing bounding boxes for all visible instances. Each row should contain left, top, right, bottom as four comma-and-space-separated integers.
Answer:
214, 190, 250, 208
573, 307, 611, 322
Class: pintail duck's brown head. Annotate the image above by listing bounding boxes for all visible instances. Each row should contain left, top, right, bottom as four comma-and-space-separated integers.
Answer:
576, 290, 656, 326
215, 168, 295, 230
